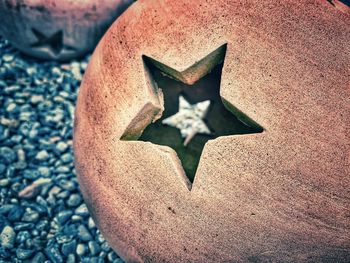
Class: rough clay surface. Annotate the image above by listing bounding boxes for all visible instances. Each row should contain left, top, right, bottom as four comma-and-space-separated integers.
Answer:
74, 0, 350, 262
0, 0, 134, 61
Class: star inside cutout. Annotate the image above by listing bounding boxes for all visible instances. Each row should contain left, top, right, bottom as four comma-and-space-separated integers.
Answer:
162, 95, 211, 146
133, 48, 263, 183
30, 28, 76, 57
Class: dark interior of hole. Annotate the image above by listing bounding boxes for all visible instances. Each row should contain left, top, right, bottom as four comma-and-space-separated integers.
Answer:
139, 62, 263, 183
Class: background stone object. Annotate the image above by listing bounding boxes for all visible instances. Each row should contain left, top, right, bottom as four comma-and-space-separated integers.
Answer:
0, 0, 134, 61
74, 0, 350, 262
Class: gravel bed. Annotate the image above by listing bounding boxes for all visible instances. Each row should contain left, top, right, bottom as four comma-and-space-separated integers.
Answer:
0, 37, 123, 263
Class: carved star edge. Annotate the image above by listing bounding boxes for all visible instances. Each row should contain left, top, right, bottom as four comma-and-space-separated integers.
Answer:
120, 43, 264, 191
30, 28, 76, 57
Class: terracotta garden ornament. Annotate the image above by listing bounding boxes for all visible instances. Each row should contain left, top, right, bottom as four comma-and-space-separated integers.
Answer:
0, 0, 134, 61
74, 0, 350, 262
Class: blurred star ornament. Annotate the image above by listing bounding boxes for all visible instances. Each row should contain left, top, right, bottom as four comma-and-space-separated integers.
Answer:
0, 0, 134, 61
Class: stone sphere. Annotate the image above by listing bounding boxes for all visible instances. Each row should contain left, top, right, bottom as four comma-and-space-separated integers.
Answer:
74, 0, 350, 262
0, 0, 134, 61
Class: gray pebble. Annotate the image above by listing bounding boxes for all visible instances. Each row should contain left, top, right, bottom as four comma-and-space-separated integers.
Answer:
88, 217, 96, 229
71, 215, 84, 222
35, 220, 48, 231
101, 241, 111, 252
6, 102, 17, 112
8, 205, 24, 221
76, 243, 86, 256
55, 166, 70, 173
35, 150, 49, 161
56, 141, 68, 152
67, 253, 76, 263
56, 234, 73, 244
23, 169, 40, 180
45, 245, 63, 263
30, 95, 44, 104
90, 257, 105, 263
32, 252, 46, 263
56, 190, 70, 199
3, 54, 14, 62
58, 179, 75, 191
16, 230, 30, 243
67, 194, 82, 207
108, 251, 119, 261
61, 239, 77, 256
0, 178, 9, 187
0, 164, 6, 174
0, 146, 16, 163
38, 166, 51, 177
14, 223, 34, 231
16, 248, 34, 259
22, 208, 39, 223
0, 225, 15, 249
89, 241, 101, 256
61, 153, 73, 163
0, 204, 14, 214
57, 210, 73, 225
77, 224, 92, 241
75, 204, 89, 217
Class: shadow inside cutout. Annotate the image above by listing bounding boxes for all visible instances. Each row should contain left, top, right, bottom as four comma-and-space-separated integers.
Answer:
138, 61, 263, 183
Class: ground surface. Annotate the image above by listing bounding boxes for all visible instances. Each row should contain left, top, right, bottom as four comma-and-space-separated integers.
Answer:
0, 37, 123, 263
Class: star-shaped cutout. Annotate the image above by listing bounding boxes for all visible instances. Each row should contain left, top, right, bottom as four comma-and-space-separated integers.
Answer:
162, 96, 211, 146
122, 44, 263, 184
30, 28, 76, 57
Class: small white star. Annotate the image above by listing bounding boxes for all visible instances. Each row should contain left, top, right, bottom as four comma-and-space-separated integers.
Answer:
162, 95, 211, 146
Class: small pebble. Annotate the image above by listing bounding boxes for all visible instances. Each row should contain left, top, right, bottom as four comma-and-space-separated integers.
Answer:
89, 241, 101, 256
77, 224, 92, 241
57, 210, 73, 225
0, 146, 16, 163
75, 204, 89, 217
16, 248, 34, 259
3, 54, 14, 62
108, 251, 119, 261
35, 150, 49, 161
76, 243, 86, 256
45, 245, 63, 263
8, 205, 24, 221
14, 223, 34, 231
61, 153, 73, 163
30, 94, 44, 104
67, 194, 82, 207
0, 164, 6, 174
58, 179, 75, 191
61, 239, 77, 256
6, 102, 17, 112
32, 252, 46, 263
56, 141, 68, 152
38, 166, 51, 177
0, 226, 15, 249
0, 178, 9, 187
22, 208, 39, 223
88, 217, 96, 229
67, 253, 76, 263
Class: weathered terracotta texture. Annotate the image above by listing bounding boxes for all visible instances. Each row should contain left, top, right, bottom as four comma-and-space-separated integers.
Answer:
74, 0, 350, 262
0, 0, 134, 61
